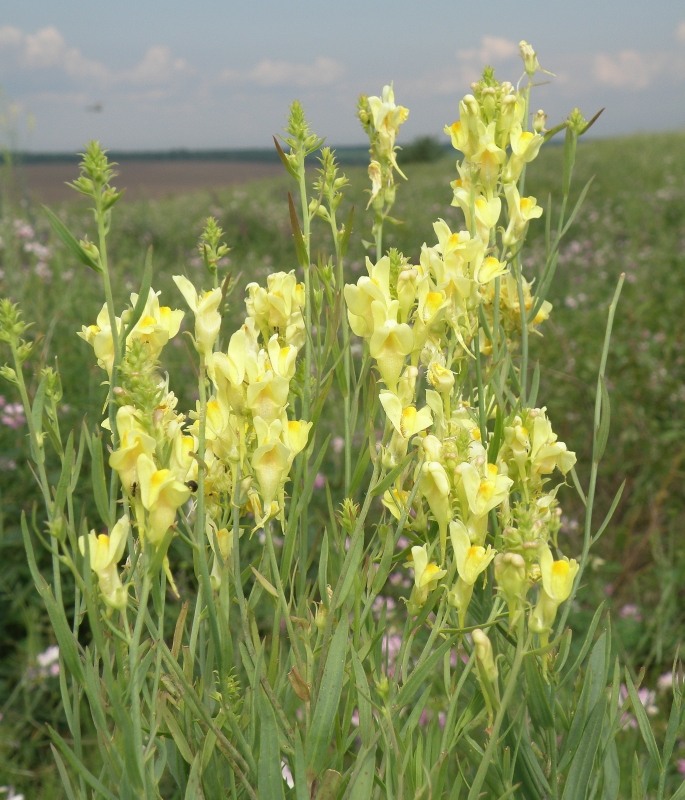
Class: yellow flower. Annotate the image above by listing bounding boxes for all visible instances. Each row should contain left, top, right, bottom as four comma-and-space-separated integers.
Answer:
379, 390, 433, 440
539, 544, 578, 603
79, 516, 129, 609
136, 454, 191, 545
172, 275, 222, 357
109, 405, 156, 492
408, 544, 446, 613
251, 416, 292, 509
450, 519, 496, 586
530, 545, 579, 639
456, 461, 513, 519
369, 300, 414, 391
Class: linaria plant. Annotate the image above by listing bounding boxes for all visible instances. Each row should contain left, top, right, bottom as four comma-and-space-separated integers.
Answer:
2, 41, 684, 799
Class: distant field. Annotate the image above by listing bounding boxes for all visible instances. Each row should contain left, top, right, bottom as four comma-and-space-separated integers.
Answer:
13, 159, 286, 203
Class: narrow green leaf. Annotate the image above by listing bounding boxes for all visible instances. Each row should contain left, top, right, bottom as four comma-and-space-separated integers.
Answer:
339, 205, 355, 257
21, 516, 85, 684
592, 480, 626, 544
162, 704, 194, 765
48, 727, 118, 800
123, 247, 155, 337
258, 686, 285, 800
288, 192, 309, 267
602, 738, 620, 800
395, 635, 457, 709
524, 654, 554, 730
50, 744, 79, 800
343, 743, 376, 800
292, 730, 309, 800
369, 450, 416, 498
43, 205, 102, 272
314, 770, 343, 799
560, 697, 606, 800
350, 647, 372, 746
85, 427, 112, 527
273, 135, 298, 178
623, 670, 662, 772
29, 372, 48, 463
185, 752, 205, 800
306, 615, 349, 776
333, 530, 364, 612
53, 431, 75, 513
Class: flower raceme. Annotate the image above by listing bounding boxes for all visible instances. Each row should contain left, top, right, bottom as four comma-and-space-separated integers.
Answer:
345, 55, 580, 636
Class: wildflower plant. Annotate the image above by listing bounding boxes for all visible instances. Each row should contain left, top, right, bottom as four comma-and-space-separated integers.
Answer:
2, 41, 684, 799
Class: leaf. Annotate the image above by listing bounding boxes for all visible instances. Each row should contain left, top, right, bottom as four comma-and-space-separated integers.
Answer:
560, 697, 606, 800
250, 565, 279, 599
306, 615, 349, 776
288, 192, 309, 267
258, 686, 285, 800
43, 205, 101, 272
185, 752, 205, 800
343, 744, 376, 800
85, 426, 112, 527
623, 670, 662, 773
123, 247, 154, 338
48, 727, 118, 800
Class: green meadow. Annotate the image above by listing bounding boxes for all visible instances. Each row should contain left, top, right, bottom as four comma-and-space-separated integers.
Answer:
1, 129, 684, 795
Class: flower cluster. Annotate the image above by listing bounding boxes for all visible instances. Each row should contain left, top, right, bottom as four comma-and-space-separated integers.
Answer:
358, 84, 409, 213
77, 257, 309, 604
346, 44, 578, 638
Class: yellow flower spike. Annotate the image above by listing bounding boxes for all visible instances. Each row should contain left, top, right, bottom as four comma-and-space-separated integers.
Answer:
78, 516, 129, 609
136, 454, 191, 546
172, 275, 222, 358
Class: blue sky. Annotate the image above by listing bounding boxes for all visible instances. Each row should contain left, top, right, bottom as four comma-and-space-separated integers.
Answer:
1, 1, 684, 152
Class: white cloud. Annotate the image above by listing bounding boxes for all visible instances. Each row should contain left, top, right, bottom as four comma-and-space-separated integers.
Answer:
122, 45, 193, 84
218, 56, 344, 88
593, 50, 663, 89
458, 35, 519, 65
0, 25, 191, 87
676, 20, 685, 44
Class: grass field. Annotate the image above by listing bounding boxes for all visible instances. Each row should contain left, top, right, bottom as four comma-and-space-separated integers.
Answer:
1, 129, 684, 794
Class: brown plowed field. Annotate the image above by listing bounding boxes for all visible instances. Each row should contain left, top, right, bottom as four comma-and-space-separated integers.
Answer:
14, 160, 285, 204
